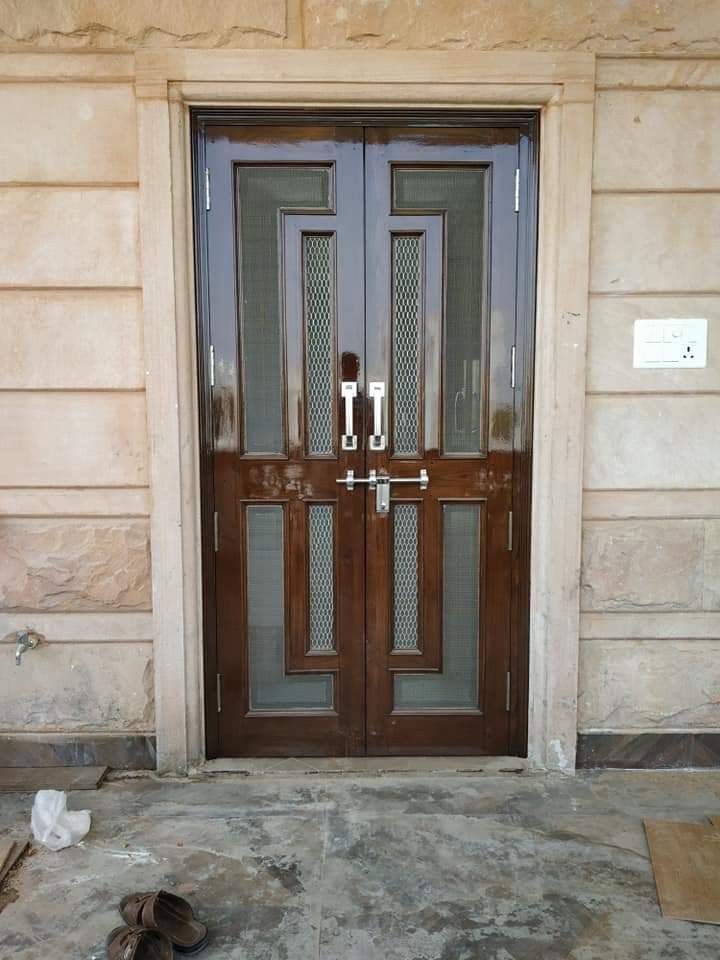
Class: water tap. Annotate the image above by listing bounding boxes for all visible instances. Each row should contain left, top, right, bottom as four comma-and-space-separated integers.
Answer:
4, 629, 45, 665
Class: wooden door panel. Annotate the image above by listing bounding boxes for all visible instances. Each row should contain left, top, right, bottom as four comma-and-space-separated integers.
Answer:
388, 495, 443, 672
287, 498, 340, 672
364, 127, 518, 755
373, 215, 444, 460
202, 125, 365, 756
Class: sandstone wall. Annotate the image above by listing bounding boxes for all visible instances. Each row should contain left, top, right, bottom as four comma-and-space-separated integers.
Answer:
0, 1, 718, 54
1, 0, 718, 756
0, 70, 153, 739
579, 58, 720, 738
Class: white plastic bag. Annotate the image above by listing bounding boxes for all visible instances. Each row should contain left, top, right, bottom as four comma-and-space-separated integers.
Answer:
31, 789, 91, 851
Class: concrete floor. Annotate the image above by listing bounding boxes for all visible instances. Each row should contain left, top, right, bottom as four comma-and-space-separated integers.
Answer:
1, 769, 720, 959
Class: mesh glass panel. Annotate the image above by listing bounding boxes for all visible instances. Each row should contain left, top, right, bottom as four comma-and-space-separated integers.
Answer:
237, 166, 331, 455
393, 168, 487, 455
394, 503, 480, 709
308, 504, 335, 651
392, 503, 419, 651
247, 504, 333, 711
392, 235, 422, 456
304, 235, 335, 456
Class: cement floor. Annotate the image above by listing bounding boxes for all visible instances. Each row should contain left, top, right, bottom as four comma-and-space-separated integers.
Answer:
1, 769, 720, 959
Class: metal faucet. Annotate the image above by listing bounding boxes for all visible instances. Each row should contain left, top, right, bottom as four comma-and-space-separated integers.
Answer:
4, 629, 44, 665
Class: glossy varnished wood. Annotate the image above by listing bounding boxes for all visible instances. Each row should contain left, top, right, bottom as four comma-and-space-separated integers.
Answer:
193, 111, 537, 759
508, 121, 538, 757
364, 127, 518, 755
197, 123, 365, 756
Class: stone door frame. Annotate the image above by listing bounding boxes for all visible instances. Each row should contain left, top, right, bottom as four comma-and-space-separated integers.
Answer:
134, 49, 596, 772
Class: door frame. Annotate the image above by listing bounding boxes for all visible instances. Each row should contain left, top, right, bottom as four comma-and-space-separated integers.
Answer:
134, 49, 596, 773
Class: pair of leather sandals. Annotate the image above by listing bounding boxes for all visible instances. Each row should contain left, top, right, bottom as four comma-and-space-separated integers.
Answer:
106, 890, 209, 958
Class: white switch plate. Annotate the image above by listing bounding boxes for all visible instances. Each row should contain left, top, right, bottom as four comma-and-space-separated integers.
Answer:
633, 317, 707, 369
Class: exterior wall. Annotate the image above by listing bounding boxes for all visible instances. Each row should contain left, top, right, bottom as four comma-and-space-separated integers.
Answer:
0, 71, 154, 754
1, 1, 718, 766
0, 1, 718, 54
579, 61, 720, 747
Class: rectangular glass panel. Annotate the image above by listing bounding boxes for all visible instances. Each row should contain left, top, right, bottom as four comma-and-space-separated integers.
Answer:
308, 504, 335, 651
394, 503, 480, 710
392, 235, 422, 456
393, 167, 488, 455
303, 234, 335, 456
237, 166, 331, 455
247, 504, 333, 711
392, 503, 419, 651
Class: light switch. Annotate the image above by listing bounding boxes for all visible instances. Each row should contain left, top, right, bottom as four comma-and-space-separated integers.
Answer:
633, 318, 707, 369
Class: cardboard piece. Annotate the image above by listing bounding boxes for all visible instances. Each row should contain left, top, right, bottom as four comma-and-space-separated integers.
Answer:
645, 817, 720, 925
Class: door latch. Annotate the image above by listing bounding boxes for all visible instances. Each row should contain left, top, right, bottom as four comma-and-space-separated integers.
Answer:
336, 468, 376, 491
375, 473, 390, 513
335, 469, 429, 514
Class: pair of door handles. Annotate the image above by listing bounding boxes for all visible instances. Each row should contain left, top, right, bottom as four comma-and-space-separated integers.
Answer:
341, 380, 385, 452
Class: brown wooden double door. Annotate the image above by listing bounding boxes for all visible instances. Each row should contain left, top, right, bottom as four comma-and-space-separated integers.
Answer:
195, 115, 535, 758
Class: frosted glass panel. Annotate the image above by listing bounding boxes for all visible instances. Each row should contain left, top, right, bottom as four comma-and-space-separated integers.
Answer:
308, 504, 335, 651
394, 503, 480, 709
392, 503, 419, 651
393, 167, 487, 455
392, 235, 422, 456
237, 166, 331, 455
247, 505, 333, 711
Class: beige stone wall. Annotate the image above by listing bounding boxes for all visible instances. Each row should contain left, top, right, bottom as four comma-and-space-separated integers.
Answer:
0, 73, 153, 735
579, 59, 720, 736
1, 1, 719, 752
0, 1, 718, 53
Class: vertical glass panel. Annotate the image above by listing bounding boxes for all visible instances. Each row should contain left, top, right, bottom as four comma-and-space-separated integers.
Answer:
237, 166, 331, 455
393, 168, 487, 455
394, 503, 480, 710
308, 504, 335, 651
247, 504, 333, 711
392, 503, 419, 651
392, 235, 422, 456
304, 234, 335, 456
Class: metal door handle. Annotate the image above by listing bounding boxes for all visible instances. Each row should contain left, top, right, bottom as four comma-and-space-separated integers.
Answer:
368, 381, 385, 451
341, 381, 357, 451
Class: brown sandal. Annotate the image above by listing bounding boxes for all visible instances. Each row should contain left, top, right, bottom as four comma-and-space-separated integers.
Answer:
106, 925, 173, 960
120, 890, 209, 955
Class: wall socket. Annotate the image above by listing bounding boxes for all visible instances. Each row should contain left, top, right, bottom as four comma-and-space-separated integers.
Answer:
633, 317, 707, 369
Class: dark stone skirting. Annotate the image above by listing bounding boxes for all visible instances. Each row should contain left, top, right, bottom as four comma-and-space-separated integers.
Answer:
577, 733, 720, 769
5, 732, 718, 771
0, 734, 156, 770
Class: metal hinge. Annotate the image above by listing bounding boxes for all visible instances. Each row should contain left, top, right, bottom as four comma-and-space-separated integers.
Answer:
505, 672, 511, 711
209, 344, 215, 388
204, 167, 211, 211
514, 168, 520, 213
510, 345, 516, 389
507, 510, 513, 551
216, 673, 222, 713
213, 511, 219, 552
